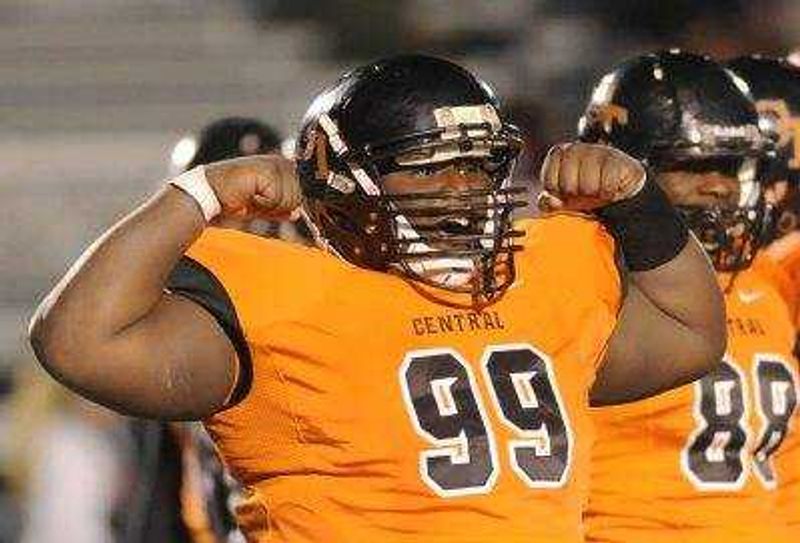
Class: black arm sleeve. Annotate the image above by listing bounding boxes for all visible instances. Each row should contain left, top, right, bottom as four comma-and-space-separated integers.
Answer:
166, 257, 252, 406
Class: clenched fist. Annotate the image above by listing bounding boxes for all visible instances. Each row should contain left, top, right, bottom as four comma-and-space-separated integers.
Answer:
537, 143, 646, 212
204, 154, 301, 221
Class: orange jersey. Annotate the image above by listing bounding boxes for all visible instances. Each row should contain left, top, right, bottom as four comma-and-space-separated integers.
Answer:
173, 215, 621, 543
586, 255, 800, 543
765, 232, 800, 529
763, 231, 800, 324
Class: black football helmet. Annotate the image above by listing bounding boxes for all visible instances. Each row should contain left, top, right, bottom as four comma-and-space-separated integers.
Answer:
296, 54, 526, 299
171, 116, 282, 173
579, 49, 775, 271
728, 55, 800, 236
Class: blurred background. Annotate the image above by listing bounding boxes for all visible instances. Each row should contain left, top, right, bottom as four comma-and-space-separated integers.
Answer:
1, 0, 799, 540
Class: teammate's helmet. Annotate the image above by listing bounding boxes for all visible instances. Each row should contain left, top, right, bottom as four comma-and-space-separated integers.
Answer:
171, 116, 281, 173
579, 50, 774, 271
727, 55, 800, 236
296, 54, 526, 299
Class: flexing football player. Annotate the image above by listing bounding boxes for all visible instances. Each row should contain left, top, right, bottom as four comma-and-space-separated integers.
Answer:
29, 55, 725, 542
581, 50, 798, 543
727, 55, 800, 534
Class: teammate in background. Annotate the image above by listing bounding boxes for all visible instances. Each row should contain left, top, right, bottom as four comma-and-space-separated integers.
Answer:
580, 50, 798, 543
727, 55, 800, 533
126, 116, 285, 543
171, 117, 281, 236
169, 117, 311, 244
29, 55, 725, 542
726, 57, 800, 318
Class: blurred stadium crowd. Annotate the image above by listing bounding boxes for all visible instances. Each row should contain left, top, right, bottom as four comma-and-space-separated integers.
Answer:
2, 0, 800, 541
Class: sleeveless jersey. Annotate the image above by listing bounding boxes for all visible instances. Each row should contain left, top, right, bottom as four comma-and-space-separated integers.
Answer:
172, 215, 622, 542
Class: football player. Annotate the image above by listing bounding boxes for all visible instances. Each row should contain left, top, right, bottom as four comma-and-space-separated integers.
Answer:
580, 50, 798, 542
727, 55, 800, 533
29, 54, 725, 542
727, 56, 800, 318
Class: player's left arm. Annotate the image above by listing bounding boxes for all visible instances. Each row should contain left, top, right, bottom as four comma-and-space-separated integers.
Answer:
592, 238, 725, 405
539, 143, 726, 406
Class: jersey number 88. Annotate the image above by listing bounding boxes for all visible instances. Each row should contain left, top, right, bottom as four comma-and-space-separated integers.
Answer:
682, 355, 798, 490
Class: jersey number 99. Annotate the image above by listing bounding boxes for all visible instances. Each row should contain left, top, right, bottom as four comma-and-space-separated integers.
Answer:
399, 344, 573, 497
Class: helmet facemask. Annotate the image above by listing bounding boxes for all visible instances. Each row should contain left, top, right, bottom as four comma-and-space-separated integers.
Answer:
386, 158, 524, 296
300, 104, 527, 301
655, 156, 773, 271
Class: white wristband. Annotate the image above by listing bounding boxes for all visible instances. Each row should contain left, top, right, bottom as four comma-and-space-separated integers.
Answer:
169, 166, 222, 222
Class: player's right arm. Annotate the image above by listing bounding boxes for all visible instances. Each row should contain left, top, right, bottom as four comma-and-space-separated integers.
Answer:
27, 155, 299, 420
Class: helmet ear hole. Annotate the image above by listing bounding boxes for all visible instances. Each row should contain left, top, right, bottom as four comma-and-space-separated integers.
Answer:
327, 207, 360, 235
309, 200, 393, 269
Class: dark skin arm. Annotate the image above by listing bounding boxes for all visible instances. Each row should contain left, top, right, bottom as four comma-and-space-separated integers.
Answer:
591, 237, 725, 405
539, 143, 726, 406
28, 155, 300, 420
